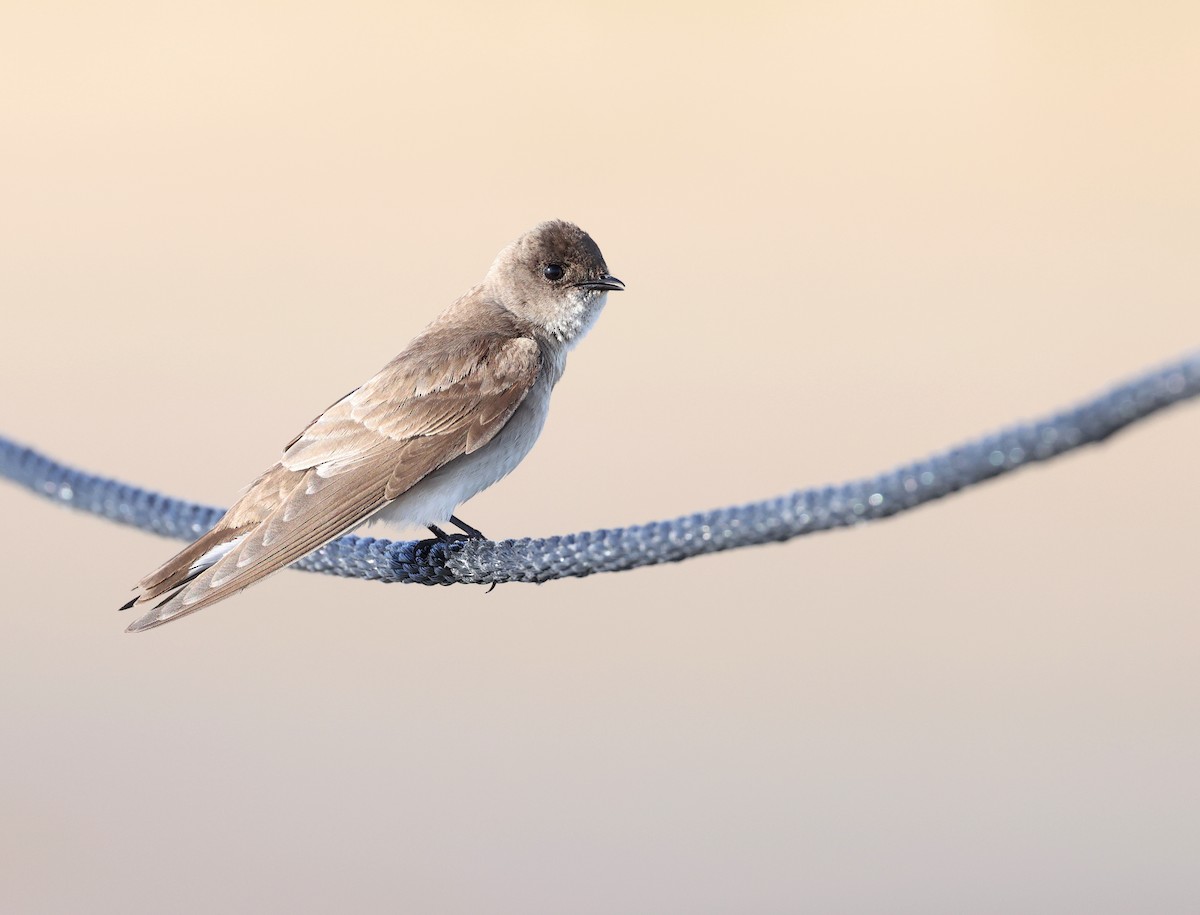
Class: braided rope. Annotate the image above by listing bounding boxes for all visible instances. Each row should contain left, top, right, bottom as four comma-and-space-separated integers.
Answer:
3, 352, 1197, 585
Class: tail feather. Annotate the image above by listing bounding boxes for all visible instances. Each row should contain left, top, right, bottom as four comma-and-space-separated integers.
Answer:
136, 526, 249, 597
124, 466, 389, 632
117, 461, 308, 622
118, 530, 246, 614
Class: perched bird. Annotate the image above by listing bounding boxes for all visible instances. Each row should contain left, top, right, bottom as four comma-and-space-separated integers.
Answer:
120, 220, 623, 632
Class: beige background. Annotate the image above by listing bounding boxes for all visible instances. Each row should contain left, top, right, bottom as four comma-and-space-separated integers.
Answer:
2, 2, 1198, 912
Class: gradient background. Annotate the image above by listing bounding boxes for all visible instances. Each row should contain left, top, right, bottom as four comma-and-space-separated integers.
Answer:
2, 3, 1198, 912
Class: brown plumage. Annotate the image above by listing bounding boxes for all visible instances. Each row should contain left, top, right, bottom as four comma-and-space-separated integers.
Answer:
122, 221, 623, 631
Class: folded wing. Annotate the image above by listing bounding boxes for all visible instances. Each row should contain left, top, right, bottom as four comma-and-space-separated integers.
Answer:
125, 331, 541, 631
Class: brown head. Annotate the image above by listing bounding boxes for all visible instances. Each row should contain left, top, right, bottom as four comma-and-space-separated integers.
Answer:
485, 220, 624, 347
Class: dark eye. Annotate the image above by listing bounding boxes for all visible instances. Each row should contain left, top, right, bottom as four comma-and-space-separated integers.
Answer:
543, 264, 565, 281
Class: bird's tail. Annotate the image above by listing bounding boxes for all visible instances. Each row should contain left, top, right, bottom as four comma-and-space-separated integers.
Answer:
118, 525, 249, 614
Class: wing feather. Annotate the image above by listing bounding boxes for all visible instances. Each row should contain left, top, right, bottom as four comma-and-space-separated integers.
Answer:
125, 329, 542, 630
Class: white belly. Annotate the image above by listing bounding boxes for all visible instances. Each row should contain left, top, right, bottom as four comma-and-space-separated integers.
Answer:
365, 377, 554, 532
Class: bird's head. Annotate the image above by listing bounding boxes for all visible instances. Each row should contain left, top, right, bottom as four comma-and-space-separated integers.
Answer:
487, 220, 624, 347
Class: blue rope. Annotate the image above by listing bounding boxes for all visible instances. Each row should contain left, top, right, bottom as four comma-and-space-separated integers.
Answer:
3, 352, 1198, 585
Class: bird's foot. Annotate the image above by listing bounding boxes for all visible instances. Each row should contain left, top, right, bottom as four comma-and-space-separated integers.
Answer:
425, 525, 473, 545
448, 515, 487, 540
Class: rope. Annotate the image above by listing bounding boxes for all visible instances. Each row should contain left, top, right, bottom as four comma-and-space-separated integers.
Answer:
3, 352, 1198, 586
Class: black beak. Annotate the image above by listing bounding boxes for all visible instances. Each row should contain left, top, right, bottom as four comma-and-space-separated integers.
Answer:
579, 274, 625, 292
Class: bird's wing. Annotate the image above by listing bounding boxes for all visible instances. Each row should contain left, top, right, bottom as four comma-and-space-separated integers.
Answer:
125, 333, 542, 631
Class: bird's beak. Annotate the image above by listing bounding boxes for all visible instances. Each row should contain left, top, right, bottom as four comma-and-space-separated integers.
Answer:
579, 274, 625, 292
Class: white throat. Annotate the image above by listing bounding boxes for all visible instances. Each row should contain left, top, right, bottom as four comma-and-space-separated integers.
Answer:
547, 291, 608, 349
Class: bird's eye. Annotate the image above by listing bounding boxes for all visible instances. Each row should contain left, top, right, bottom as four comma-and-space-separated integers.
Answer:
543, 264, 565, 281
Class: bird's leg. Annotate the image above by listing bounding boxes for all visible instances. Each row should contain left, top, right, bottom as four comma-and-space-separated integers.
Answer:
422, 519, 484, 550
417, 525, 469, 552
448, 515, 487, 540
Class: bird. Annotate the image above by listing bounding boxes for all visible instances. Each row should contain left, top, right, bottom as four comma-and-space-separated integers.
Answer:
119, 220, 623, 632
